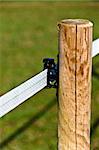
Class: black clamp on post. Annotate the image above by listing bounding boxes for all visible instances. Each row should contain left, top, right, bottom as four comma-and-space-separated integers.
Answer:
43, 58, 58, 88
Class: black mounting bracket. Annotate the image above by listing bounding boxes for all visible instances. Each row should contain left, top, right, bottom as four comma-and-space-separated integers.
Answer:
43, 58, 58, 88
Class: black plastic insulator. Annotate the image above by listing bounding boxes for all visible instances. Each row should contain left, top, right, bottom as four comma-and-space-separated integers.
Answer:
43, 58, 57, 88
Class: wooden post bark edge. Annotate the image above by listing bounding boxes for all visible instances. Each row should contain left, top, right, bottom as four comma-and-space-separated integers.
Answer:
58, 19, 93, 150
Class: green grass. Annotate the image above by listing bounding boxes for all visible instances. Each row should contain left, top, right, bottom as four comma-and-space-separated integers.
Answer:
0, 2, 99, 150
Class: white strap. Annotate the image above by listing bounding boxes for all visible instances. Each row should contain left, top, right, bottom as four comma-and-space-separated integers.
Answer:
0, 39, 99, 118
92, 38, 99, 57
0, 69, 47, 118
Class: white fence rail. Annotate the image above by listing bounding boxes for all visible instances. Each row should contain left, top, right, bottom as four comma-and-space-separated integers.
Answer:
92, 38, 99, 57
0, 39, 99, 118
0, 70, 47, 118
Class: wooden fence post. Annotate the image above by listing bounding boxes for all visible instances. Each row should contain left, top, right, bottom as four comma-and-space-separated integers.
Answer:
58, 19, 93, 150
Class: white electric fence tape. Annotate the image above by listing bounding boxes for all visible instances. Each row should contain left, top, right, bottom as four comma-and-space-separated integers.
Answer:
0, 39, 99, 118
0, 69, 47, 118
92, 38, 99, 57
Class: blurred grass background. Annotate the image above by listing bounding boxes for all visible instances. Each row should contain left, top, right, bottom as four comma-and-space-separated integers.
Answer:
0, 1, 99, 150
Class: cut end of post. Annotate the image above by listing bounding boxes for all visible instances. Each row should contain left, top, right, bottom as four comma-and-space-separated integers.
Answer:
58, 19, 93, 28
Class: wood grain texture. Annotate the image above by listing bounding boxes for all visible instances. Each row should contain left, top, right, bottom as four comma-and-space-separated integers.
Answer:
58, 19, 93, 150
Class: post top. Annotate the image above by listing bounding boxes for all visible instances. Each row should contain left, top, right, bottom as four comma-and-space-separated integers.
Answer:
59, 19, 93, 27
